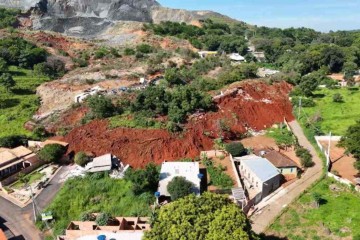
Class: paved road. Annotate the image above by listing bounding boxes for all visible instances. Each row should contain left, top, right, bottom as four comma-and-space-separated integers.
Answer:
250, 120, 323, 233
0, 165, 71, 240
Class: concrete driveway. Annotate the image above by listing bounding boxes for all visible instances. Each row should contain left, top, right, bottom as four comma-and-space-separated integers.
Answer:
0, 165, 72, 240
250, 120, 323, 233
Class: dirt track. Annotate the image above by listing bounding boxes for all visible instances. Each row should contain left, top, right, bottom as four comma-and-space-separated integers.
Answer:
63, 81, 294, 168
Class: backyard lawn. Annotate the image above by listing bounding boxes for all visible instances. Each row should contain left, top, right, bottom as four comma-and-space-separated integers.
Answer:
299, 88, 360, 136
43, 173, 154, 236
267, 178, 360, 240
0, 66, 49, 137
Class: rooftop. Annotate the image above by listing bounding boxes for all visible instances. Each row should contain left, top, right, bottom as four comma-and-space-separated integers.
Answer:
255, 149, 298, 168
234, 155, 280, 182
86, 154, 112, 173
0, 146, 33, 166
158, 162, 200, 196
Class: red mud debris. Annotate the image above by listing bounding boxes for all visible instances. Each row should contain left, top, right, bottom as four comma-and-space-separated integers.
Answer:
63, 81, 294, 168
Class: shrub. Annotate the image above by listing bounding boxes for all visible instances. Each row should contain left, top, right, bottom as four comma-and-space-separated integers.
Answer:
74, 152, 90, 167
332, 93, 344, 103
80, 212, 95, 221
38, 144, 66, 163
124, 48, 135, 56
32, 126, 49, 140
167, 176, 195, 200
124, 163, 160, 195
225, 142, 247, 157
296, 147, 313, 168
136, 44, 153, 54
95, 213, 110, 226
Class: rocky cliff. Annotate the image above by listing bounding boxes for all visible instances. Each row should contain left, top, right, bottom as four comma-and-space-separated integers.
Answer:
0, 0, 160, 36
0, 0, 238, 37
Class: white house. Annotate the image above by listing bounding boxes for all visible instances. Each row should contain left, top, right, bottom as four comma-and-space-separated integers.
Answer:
157, 162, 201, 201
234, 155, 281, 204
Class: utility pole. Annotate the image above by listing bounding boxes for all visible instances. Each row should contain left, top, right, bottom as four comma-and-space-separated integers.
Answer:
327, 131, 332, 169
29, 184, 39, 222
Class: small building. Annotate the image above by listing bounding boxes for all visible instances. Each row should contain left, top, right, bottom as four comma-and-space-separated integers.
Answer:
85, 154, 114, 173
234, 155, 281, 204
0, 146, 39, 180
255, 149, 298, 179
58, 216, 150, 240
228, 53, 246, 62
157, 162, 201, 202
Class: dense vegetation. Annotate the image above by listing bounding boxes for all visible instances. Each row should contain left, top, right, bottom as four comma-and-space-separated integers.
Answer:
38, 144, 66, 163
167, 176, 195, 200
202, 154, 233, 189
0, 8, 20, 29
145, 20, 249, 55
144, 192, 258, 240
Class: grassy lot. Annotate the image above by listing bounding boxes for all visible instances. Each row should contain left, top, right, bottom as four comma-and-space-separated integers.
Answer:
0, 66, 49, 137
267, 178, 360, 240
43, 173, 154, 236
299, 88, 360, 136
11, 171, 45, 189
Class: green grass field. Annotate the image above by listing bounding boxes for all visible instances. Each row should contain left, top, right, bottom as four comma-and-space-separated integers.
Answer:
300, 88, 360, 136
43, 174, 154, 236
267, 178, 360, 240
0, 66, 49, 137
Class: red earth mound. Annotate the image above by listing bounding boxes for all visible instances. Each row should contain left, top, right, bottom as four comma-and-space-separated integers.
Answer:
63, 81, 294, 168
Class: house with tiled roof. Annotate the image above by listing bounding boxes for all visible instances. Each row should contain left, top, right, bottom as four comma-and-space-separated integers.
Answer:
255, 149, 298, 178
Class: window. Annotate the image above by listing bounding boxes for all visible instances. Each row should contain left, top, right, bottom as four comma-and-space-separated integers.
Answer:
290, 168, 293, 173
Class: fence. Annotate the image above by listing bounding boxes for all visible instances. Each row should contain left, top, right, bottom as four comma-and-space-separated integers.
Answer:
314, 135, 341, 169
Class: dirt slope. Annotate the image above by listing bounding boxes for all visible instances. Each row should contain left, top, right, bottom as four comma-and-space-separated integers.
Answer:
63, 81, 294, 168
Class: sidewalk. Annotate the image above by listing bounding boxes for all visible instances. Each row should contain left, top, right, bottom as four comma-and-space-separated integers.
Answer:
250, 120, 323, 233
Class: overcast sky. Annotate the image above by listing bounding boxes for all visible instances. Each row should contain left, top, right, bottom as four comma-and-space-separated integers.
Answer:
158, 0, 360, 32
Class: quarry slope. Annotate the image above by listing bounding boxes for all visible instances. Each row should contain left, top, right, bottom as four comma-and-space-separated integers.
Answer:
63, 81, 294, 168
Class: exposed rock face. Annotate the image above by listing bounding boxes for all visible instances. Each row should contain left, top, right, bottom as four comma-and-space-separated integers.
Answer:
0, 0, 160, 36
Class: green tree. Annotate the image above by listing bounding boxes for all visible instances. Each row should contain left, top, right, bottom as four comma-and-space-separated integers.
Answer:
339, 120, 360, 170
0, 73, 15, 91
312, 192, 322, 208
0, 135, 27, 148
225, 142, 247, 157
298, 73, 319, 97
167, 176, 195, 200
74, 152, 90, 167
38, 144, 66, 163
87, 94, 116, 119
143, 192, 258, 240
136, 44, 153, 54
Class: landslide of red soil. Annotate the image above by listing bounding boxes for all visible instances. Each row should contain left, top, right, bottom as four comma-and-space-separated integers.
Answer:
64, 81, 294, 168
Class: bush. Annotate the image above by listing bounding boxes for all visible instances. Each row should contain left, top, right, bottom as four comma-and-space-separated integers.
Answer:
296, 147, 313, 168
38, 144, 66, 163
136, 44, 153, 54
32, 126, 49, 140
74, 152, 90, 167
225, 142, 247, 157
332, 93, 344, 103
167, 176, 195, 200
95, 213, 110, 226
124, 48, 135, 56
